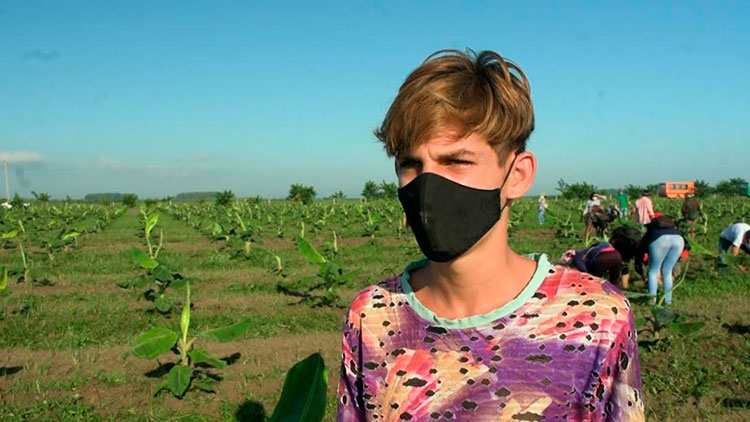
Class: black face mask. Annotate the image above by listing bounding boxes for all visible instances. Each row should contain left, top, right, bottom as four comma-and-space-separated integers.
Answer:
397, 160, 515, 262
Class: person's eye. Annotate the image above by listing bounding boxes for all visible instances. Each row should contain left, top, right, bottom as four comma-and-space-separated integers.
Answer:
398, 160, 418, 169
450, 159, 472, 166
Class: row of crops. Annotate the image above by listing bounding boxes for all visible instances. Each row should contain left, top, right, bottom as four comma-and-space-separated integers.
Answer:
1, 195, 748, 421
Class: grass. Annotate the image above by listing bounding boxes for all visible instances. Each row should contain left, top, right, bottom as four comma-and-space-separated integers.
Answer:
0, 197, 749, 421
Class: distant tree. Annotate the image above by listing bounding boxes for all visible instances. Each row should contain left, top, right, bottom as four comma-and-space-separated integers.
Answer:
287, 184, 316, 205
215, 190, 235, 207
380, 181, 398, 199
693, 180, 713, 198
624, 184, 645, 199
645, 184, 660, 195
715, 178, 747, 196
330, 190, 346, 199
121, 193, 138, 208
361, 181, 380, 201
144, 198, 157, 208
31, 191, 51, 202
65, 195, 73, 203
10, 193, 24, 208
555, 179, 597, 200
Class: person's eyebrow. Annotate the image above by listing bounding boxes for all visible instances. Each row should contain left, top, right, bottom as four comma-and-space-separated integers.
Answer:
436, 149, 477, 162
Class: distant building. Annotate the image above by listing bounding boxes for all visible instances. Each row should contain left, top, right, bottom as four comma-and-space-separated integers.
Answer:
658, 181, 695, 198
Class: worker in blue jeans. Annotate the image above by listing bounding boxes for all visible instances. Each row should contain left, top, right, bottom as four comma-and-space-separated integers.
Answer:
635, 213, 684, 305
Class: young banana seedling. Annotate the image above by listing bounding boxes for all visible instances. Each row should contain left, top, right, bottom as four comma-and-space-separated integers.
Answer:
129, 282, 251, 398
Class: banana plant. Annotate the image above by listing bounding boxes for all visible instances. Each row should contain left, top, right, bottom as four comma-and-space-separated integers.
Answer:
119, 247, 185, 314
626, 255, 704, 349
277, 237, 360, 308
129, 283, 251, 398
140, 208, 163, 259
1, 227, 30, 283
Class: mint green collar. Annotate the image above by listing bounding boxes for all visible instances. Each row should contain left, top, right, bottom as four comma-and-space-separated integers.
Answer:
400, 253, 550, 329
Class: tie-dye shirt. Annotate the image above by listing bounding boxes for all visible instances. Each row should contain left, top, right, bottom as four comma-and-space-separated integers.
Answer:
337, 254, 644, 422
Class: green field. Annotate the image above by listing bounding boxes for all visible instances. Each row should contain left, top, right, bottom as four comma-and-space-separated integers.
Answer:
1, 197, 749, 421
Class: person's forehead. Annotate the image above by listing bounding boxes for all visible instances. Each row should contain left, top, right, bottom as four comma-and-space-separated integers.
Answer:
401, 131, 493, 158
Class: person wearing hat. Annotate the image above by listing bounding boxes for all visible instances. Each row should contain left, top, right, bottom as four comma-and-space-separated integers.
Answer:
634, 190, 654, 228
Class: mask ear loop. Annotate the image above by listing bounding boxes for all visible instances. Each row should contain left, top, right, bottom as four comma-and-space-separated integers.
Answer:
499, 153, 519, 216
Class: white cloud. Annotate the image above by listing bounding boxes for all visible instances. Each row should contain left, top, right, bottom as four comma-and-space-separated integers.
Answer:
97, 156, 123, 169
0, 151, 44, 163
187, 153, 212, 163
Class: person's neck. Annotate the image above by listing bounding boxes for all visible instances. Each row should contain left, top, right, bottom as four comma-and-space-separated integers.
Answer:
413, 223, 537, 320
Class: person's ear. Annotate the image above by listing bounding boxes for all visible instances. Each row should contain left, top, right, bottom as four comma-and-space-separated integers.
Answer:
502, 151, 537, 200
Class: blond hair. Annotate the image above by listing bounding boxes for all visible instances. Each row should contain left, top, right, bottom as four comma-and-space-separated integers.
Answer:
375, 49, 534, 162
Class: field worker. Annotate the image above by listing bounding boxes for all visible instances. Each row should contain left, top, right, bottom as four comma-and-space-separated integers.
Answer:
338, 49, 644, 422
634, 213, 684, 305
616, 189, 628, 220
537, 193, 547, 225
680, 193, 702, 240
582, 192, 606, 239
570, 226, 642, 289
634, 190, 654, 227
718, 222, 750, 273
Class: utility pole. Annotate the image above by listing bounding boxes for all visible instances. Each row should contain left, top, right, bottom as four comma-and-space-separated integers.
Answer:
3, 160, 9, 203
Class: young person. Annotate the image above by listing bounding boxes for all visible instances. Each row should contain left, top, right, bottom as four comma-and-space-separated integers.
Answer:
337, 49, 644, 422
616, 189, 628, 220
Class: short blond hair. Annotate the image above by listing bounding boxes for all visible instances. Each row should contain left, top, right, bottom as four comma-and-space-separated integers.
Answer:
375, 49, 534, 162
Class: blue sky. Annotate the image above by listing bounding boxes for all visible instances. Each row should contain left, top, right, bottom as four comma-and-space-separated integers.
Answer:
1, 1, 747, 199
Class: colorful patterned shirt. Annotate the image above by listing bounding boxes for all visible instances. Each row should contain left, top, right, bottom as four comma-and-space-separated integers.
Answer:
337, 254, 644, 422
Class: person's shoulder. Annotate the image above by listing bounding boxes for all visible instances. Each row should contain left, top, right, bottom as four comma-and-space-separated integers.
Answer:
538, 264, 632, 315
344, 274, 405, 318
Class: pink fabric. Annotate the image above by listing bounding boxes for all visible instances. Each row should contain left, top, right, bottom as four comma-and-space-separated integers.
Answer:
635, 197, 654, 225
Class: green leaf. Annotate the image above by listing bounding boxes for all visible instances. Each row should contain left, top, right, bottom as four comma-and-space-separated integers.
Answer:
198, 318, 252, 342
170, 278, 192, 290
634, 317, 646, 328
336, 270, 361, 285
132, 278, 149, 289
145, 213, 159, 237
131, 327, 178, 359
153, 379, 170, 396
180, 284, 191, 343
167, 364, 192, 398
153, 265, 173, 282
686, 238, 713, 257
192, 378, 216, 393
269, 353, 327, 422
62, 231, 80, 241
128, 247, 158, 269
0, 266, 7, 291
296, 237, 327, 264
1, 230, 18, 239
623, 291, 652, 305
188, 348, 227, 368
652, 306, 678, 327
155, 295, 173, 313
666, 321, 705, 335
